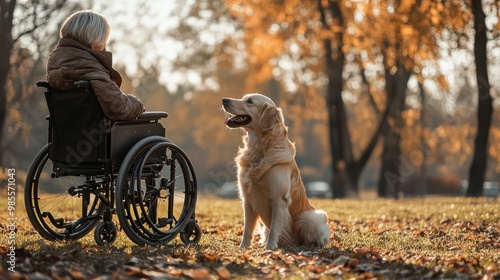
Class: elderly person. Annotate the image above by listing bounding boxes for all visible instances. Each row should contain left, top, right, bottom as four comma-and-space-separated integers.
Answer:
46, 10, 144, 121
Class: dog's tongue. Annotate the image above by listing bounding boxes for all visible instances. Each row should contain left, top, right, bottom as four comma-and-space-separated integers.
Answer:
224, 115, 237, 125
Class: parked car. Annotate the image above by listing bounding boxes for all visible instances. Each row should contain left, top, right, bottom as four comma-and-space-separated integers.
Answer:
216, 182, 238, 198
460, 180, 499, 198
483, 182, 499, 198
305, 181, 332, 198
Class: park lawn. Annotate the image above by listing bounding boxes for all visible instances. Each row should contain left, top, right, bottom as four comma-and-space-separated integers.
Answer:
0, 193, 499, 279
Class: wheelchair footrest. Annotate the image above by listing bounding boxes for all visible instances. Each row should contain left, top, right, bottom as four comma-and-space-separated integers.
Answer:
42, 212, 67, 228
156, 218, 173, 228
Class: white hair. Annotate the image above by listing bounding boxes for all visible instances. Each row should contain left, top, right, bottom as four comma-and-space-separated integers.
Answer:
60, 10, 110, 48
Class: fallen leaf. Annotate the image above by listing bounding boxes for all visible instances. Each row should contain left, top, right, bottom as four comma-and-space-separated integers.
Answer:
182, 268, 211, 280
124, 266, 144, 277
332, 255, 350, 266
14, 248, 31, 259
125, 256, 140, 265
71, 268, 84, 280
166, 267, 184, 277
306, 264, 325, 274
486, 264, 497, 273
361, 272, 375, 279
353, 247, 369, 258
270, 250, 283, 259
196, 251, 218, 262
440, 218, 452, 224
241, 252, 251, 261
143, 270, 170, 279
348, 258, 360, 268
6, 272, 23, 280
216, 266, 231, 280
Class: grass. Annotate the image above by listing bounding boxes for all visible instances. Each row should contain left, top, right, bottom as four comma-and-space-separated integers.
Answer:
1, 190, 499, 279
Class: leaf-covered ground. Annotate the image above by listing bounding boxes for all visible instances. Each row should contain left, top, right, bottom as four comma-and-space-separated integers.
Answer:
1, 195, 499, 279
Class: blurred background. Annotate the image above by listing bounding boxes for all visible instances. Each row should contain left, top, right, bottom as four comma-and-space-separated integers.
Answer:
1, 0, 499, 199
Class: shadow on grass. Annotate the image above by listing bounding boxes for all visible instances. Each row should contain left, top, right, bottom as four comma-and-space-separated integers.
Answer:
6, 239, 266, 279
3, 236, 494, 279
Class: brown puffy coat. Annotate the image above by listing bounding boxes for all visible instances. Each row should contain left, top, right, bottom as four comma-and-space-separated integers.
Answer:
46, 37, 144, 121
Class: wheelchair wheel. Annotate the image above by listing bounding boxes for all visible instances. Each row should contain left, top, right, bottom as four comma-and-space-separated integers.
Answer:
116, 136, 197, 246
180, 220, 202, 245
94, 221, 117, 246
25, 144, 105, 241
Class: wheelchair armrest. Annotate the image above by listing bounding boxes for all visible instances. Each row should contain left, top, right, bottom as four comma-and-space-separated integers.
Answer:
138, 111, 168, 120
37, 80, 51, 88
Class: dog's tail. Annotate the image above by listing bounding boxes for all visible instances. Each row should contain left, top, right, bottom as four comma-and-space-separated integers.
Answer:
295, 210, 331, 247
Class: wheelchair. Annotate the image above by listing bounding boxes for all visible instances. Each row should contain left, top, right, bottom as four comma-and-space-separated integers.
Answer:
24, 80, 201, 246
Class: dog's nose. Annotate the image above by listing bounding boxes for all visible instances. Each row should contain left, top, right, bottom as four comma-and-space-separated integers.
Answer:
222, 98, 230, 105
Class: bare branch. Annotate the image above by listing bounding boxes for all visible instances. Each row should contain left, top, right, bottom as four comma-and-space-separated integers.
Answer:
12, 0, 67, 42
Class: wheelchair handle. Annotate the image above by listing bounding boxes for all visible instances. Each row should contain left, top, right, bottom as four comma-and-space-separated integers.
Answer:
74, 80, 91, 88
36, 81, 51, 88
36, 80, 91, 89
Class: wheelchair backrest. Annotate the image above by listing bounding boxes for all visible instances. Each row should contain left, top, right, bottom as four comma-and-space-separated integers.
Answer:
41, 81, 108, 166
38, 80, 168, 172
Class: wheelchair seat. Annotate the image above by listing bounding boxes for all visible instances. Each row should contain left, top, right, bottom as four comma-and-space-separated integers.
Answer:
37, 80, 168, 175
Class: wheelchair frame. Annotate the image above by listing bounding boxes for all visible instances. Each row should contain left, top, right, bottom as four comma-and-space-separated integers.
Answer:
24, 81, 201, 246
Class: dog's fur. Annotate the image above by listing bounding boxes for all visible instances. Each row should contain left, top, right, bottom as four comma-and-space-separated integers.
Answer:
222, 93, 330, 249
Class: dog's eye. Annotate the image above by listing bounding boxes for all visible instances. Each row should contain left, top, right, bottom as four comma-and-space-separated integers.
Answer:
246, 98, 253, 104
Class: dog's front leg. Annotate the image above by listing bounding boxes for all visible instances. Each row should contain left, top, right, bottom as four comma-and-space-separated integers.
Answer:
266, 199, 291, 249
266, 166, 292, 249
240, 199, 258, 248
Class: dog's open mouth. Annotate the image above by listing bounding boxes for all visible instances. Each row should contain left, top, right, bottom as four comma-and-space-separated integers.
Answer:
225, 114, 252, 128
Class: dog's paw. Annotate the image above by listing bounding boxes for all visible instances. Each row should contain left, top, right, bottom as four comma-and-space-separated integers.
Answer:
239, 241, 251, 248
265, 240, 278, 250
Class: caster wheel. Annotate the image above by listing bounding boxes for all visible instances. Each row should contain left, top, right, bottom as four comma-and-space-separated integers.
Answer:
180, 222, 202, 245
94, 221, 117, 246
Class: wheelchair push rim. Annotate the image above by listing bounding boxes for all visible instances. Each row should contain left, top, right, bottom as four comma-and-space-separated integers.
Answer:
115, 136, 198, 246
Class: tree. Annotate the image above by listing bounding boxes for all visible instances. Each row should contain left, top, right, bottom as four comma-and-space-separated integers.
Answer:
318, 0, 350, 197
0, 0, 17, 165
466, 0, 494, 196
355, 0, 471, 198
377, 61, 412, 198
318, 0, 456, 198
0, 0, 68, 165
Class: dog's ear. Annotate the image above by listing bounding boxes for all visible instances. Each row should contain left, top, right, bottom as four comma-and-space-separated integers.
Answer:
259, 104, 283, 131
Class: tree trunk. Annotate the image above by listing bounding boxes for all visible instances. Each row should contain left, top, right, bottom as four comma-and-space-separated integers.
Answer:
319, 0, 352, 198
324, 38, 350, 198
0, 0, 16, 165
418, 83, 427, 197
467, 0, 492, 197
319, 0, 396, 198
378, 63, 411, 198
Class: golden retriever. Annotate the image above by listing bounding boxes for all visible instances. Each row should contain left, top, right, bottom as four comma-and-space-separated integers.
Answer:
222, 93, 331, 249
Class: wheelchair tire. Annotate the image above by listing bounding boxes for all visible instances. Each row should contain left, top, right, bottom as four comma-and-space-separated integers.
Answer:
94, 221, 117, 246
180, 220, 202, 245
24, 144, 105, 241
115, 136, 197, 246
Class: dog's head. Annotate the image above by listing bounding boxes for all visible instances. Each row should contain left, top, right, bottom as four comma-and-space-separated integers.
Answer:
222, 93, 284, 133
